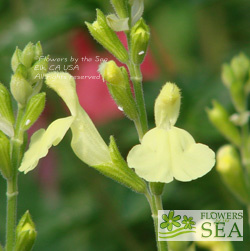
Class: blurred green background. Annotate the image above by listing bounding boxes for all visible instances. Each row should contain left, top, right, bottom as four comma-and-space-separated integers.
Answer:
0, 0, 250, 250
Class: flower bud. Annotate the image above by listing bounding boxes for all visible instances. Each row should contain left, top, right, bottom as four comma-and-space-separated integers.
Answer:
99, 61, 124, 85
15, 211, 37, 251
110, 0, 129, 19
93, 136, 147, 194
27, 57, 49, 84
206, 100, 241, 146
131, 18, 150, 64
85, 9, 129, 63
0, 83, 14, 125
221, 64, 235, 88
11, 47, 22, 72
217, 145, 249, 204
20, 93, 46, 131
21, 42, 35, 68
130, 0, 144, 26
106, 14, 129, 32
154, 82, 181, 129
10, 73, 33, 107
16, 64, 28, 79
0, 131, 12, 179
231, 53, 249, 83
34, 41, 43, 61
230, 80, 246, 112
99, 61, 138, 120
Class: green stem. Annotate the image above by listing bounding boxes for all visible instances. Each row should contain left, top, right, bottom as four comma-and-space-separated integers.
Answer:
128, 63, 148, 139
6, 176, 18, 251
145, 191, 168, 251
248, 204, 250, 233
6, 106, 24, 251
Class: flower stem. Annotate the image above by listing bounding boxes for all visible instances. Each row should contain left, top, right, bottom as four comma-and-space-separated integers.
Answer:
145, 190, 168, 251
248, 204, 250, 233
6, 106, 24, 251
128, 63, 148, 139
6, 176, 18, 251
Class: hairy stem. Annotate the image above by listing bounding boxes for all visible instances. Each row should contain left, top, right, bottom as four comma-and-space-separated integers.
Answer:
6, 176, 18, 251
6, 106, 24, 250
145, 191, 168, 251
128, 63, 148, 140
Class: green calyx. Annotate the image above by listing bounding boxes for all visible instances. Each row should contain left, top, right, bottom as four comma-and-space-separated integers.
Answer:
15, 211, 37, 251
93, 136, 147, 194
10, 72, 33, 107
150, 182, 165, 196
110, 0, 129, 19
85, 9, 129, 63
0, 83, 15, 127
206, 100, 241, 147
99, 61, 138, 120
216, 145, 250, 204
20, 92, 46, 132
0, 131, 12, 180
131, 18, 150, 64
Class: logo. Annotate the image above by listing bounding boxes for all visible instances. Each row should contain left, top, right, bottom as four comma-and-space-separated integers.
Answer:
158, 210, 243, 241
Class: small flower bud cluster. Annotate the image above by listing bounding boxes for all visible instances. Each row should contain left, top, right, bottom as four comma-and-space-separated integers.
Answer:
221, 53, 250, 113
207, 53, 250, 208
10, 42, 48, 107
0, 42, 47, 181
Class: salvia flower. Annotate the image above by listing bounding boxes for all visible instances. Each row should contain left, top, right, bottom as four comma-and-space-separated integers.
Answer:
127, 82, 215, 183
19, 72, 146, 194
19, 72, 111, 173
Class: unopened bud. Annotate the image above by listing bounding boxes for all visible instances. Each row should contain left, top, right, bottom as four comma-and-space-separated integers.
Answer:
99, 61, 124, 85
0, 83, 14, 125
85, 9, 129, 63
20, 93, 46, 131
11, 47, 22, 72
16, 64, 28, 79
231, 53, 249, 82
0, 131, 12, 179
15, 211, 37, 251
206, 101, 241, 146
99, 61, 138, 120
221, 64, 235, 88
21, 42, 35, 68
34, 41, 43, 61
155, 82, 181, 129
131, 18, 150, 64
10, 73, 32, 107
217, 145, 249, 204
27, 57, 49, 84
230, 80, 246, 112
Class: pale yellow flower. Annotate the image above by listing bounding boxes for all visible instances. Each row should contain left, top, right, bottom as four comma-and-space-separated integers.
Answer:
19, 72, 111, 173
127, 82, 215, 183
